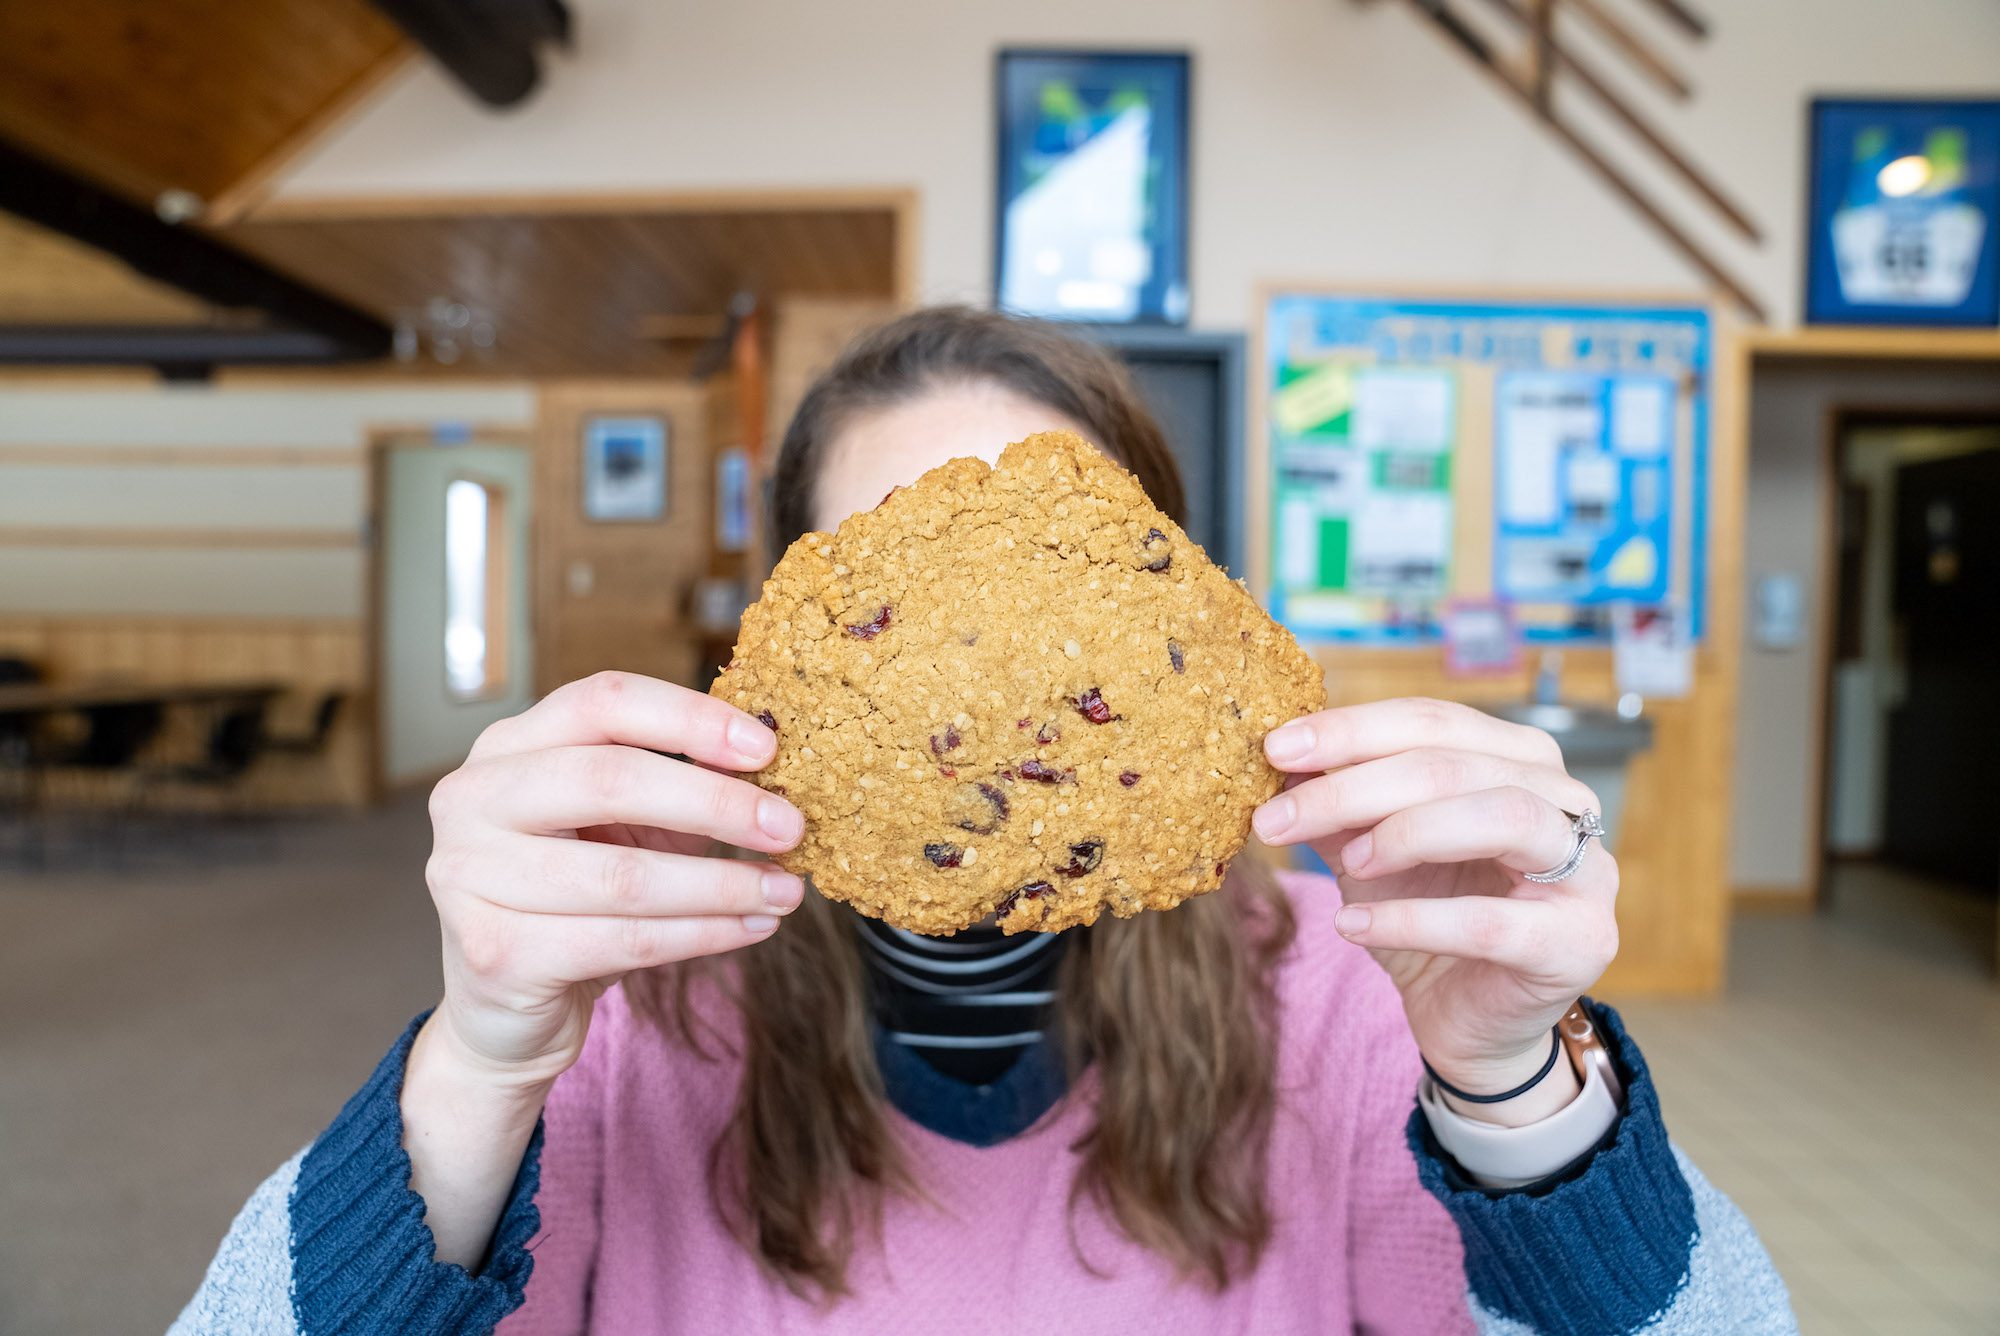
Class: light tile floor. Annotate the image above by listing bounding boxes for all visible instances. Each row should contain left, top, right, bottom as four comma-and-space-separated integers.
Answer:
2, 802, 1994, 1333
1618, 863, 1999, 1335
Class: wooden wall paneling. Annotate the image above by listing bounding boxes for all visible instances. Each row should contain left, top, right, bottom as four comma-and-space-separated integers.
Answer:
0, 614, 371, 807
533, 382, 716, 694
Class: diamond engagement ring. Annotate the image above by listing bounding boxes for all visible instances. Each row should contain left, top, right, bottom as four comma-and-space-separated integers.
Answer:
1522, 809, 1605, 884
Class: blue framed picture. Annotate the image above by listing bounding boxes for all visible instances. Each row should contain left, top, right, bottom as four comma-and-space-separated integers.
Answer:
1805, 97, 2000, 326
994, 50, 1190, 325
581, 415, 668, 522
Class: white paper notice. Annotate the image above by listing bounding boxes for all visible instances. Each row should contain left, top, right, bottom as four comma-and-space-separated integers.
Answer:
1499, 376, 1598, 526
1610, 379, 1670, 456
1353, 369, 1453, 450
1500, 418, 1562, 527
1566, 452, 1619, 508
1278, 496, 1321, 588
1351, 492, 1450, 593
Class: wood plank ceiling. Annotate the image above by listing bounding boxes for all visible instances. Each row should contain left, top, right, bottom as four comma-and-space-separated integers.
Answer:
219, 207, 902, 375
0, 0, 406, 206
0, 1, 903, 374
0, 212, 212, 324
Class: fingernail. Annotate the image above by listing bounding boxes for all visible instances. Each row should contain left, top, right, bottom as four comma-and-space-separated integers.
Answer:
728, 715, 777, 763
1252, 794, 1296, 842
1265, 721, 1314, 765
762, 869, 804, 912
742, 914, 779, 935
1334, 905, 1371, 938
757, 797, 804, 843
1342, 833, 1373, 871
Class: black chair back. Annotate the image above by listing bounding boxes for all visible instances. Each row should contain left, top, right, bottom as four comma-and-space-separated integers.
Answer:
73, 704, 164, 768
207, 704, 269, 778
309, 692, 346, 746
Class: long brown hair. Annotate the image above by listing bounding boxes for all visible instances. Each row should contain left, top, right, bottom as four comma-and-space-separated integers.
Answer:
629, 306, 1296, 1299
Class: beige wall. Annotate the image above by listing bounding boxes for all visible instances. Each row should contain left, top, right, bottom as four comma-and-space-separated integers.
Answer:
273, 0, 2000, 328
1733, 363, 2000, 893
0, 383, 535, 617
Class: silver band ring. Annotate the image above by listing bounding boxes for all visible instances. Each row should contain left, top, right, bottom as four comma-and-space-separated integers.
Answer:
1522, 809, 1604, 884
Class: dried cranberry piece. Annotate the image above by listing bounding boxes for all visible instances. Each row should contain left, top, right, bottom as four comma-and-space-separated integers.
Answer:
1141, 527, 1172, 572
1118, 770, 1141, 787
1035, 720, 1061, 745
1074, 687, 1118, 724
929, 724, 962, 756
924, 842, 964, 869
755, 710, 778, 731
1015, 759, 1075, 784
995, 890, 1021, 918
953, 782, 1011, 834
1215, 863, 1227, 877
938, 765, 957, 778
1021, 880, 1056, 900
1017, 718, 1033, 729
1168, 640, 1186, 674
1058, 839, 1104, 877
844, 605, 893, 639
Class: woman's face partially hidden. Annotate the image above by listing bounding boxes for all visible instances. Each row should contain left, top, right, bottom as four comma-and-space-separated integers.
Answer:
811, 379, 1094, 533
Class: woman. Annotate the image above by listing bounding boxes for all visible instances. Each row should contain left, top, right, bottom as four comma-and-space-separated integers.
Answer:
177, 308, 1794, 1334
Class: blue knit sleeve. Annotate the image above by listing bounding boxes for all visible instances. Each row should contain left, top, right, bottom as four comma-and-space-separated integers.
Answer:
1408, 1003, 1797, 1336
285, 1011, 546, 1335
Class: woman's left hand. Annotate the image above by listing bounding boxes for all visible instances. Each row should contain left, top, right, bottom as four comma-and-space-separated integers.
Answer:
1252, 697, 1620, 1105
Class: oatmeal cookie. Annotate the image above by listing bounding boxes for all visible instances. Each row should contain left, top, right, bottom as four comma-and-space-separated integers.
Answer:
711, 430, 1325, 934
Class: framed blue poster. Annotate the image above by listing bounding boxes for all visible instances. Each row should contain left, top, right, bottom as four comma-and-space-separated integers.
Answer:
581, 416, 668, 522
1805, 97, 2000, 326
994, 50, 1190, 325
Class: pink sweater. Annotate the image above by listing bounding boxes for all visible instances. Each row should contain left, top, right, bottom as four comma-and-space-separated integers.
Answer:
499, 876, 1474, 1335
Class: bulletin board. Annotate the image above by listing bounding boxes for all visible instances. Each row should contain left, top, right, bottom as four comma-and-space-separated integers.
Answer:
1260, 292, 1713, 644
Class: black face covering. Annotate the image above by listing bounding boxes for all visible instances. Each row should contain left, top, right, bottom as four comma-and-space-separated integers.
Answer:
855, 915, 1067, 1085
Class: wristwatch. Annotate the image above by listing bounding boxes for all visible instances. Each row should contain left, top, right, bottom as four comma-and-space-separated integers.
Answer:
1557, 1000, 1623, 1106
1418, 999, 1625, 1190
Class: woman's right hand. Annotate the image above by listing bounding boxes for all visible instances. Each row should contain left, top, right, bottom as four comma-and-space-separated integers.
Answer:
421, 670, 806, 1089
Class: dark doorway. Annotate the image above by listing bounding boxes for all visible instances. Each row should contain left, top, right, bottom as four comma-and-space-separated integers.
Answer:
1881, 446, 2000, 885
1821, 412, 2000, 928
1084, 328, 1247, 575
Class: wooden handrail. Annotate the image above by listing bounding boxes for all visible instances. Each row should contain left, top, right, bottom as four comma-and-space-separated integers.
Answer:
1403, 0, 1766, 320
1477, 0, 1760, 241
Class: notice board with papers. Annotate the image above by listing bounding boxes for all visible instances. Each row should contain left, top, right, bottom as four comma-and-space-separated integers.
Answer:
1257, 292, 1713, 644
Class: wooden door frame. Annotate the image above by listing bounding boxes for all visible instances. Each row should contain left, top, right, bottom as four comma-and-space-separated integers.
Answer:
362, 423, 536, 798
1811, 402, 2000, 907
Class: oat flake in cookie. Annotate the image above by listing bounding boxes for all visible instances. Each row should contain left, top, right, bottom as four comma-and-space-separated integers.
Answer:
711, 430, 1326, 936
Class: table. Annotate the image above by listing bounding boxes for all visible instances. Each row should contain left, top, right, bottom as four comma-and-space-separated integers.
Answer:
0, 680, 288, 863
0, 680, 286, 717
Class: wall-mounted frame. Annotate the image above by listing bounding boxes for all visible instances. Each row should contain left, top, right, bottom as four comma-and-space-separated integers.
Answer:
581, 414, 668, 522
1805, 96, 2000, 327
994, 49, 1190, 326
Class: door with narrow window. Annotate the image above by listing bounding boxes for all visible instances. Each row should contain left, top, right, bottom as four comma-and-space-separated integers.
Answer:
377, 436, 534, 786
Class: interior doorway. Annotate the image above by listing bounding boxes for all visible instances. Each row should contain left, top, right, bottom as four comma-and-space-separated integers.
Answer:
1820, 410, 2000, 968
371, 429, 535, 789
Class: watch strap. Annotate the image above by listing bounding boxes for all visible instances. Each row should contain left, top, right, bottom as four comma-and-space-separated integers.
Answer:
1417, 1047, 1621, 1190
